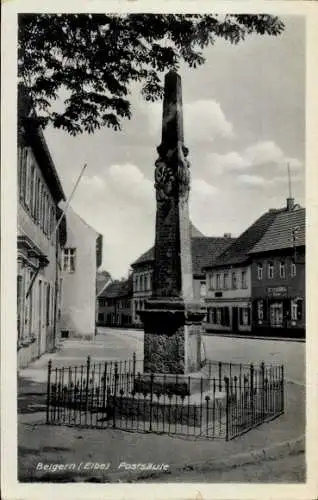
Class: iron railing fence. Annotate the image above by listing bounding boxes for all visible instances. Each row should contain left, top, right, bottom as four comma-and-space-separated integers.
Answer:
46, 355, 284, 440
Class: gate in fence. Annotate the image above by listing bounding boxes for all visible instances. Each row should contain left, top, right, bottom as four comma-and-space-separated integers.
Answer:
46, 354, 284, 440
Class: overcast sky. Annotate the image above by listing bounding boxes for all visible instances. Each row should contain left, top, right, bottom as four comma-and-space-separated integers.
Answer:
44, 15, 305, 279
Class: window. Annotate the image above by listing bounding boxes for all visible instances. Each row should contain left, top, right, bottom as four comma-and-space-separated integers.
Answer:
291, 262, 296, 277
239, 307, 250, 326
216, 308, 222, 324
209, 274, 214, 290
291, 300, 298, 321
291, 299, 303, 321
144, 274, 148, 290
241, 270, 247, 289
200, 282, 206, 297
216, 274, 221, 289
257, 300, 264, 320
224, 273, 229, 290
267, 262, 274, 279
232, 272, 237, 289
24, 152, 31, 208
63, 248, 76, 273
279, 262, 286, 278
257, 264, 263, 280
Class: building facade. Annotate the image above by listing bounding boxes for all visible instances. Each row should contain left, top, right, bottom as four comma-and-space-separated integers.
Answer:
249, 204, 305, 338
17, 95, 66, 368
204, 209, 281, 334
60, 206, 103, 339
97, 278, 133, 327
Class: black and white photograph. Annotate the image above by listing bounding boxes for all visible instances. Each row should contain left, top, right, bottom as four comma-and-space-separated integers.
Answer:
1, 2, 318, 499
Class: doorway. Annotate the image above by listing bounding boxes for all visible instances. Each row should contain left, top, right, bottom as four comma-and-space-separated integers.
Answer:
270, 302, 283, 328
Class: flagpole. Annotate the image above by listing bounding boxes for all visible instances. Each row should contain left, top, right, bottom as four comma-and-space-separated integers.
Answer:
52, 163, 87, 238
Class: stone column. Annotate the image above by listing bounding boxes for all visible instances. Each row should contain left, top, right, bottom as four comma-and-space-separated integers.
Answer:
140, 70, 205, 375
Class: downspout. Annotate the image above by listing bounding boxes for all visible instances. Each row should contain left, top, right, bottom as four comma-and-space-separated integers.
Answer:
53, 232, 59, 350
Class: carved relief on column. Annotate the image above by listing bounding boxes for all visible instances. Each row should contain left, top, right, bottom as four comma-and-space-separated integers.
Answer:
154, 157, 175, 201
177, 142, 190, 202
154, 141, 190, 202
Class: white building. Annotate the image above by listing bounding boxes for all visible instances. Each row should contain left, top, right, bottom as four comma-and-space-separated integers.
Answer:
60, 205, 102, 339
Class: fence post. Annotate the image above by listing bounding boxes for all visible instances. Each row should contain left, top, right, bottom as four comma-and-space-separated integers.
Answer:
218, 362, 222, 392
46, 359, 52, 424
250, 363, 254, 425
85, 356, 91, 425
113, 361, 118, 428
224, 376, 230, 441
149, 373, 154, 432
281, 365, 285, 413
132, 352, 136, 379
260, 361, 265, 419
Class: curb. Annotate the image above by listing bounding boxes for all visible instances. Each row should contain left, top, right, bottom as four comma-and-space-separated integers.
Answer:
130, 434, 305, 482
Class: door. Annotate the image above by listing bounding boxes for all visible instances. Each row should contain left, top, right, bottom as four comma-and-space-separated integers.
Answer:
232, 307, 239, 332
270, 302, 283, 328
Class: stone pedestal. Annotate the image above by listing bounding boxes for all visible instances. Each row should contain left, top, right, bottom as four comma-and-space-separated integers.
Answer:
140, 299, 205, 375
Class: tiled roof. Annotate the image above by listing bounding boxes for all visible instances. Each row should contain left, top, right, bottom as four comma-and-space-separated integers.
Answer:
100, 276, 133, 299
131, 222, 204, 267
96, 270, 112, 295
249, 207, 305, 254
208, 210, 282, 268
191, 237, 235, 275
131, 236, 235, 274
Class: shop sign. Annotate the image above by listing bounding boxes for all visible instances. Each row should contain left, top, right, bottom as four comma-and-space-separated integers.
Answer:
267, 286, 287, 298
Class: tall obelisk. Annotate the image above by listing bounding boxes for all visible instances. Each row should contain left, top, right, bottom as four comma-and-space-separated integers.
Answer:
140, 70, 205, 375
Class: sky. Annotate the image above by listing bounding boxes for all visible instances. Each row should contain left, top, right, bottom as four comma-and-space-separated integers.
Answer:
43, 15, 305, 279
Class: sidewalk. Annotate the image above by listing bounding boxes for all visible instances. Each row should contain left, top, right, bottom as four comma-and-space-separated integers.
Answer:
18, 374, 305, 483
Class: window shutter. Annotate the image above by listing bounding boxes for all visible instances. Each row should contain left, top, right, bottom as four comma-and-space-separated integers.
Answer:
247, 307, 251, 325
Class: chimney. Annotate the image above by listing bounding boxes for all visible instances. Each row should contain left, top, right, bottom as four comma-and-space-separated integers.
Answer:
286, 198, 295, 211
224, 233, 232, 238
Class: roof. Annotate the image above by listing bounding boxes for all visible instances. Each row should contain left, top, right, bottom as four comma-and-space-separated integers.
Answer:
96, 271, 112, 296
131, 236, 235, 275
131, 222, 204, 267
249, 207, 305, 255
207, 210, 282, 269
99, 276, 133, 299
191, 237, 235, 275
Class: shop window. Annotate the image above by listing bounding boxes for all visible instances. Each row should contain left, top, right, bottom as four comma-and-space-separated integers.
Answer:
239, 307, 250, 326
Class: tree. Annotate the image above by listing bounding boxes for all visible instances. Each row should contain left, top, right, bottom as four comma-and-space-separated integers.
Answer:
18, 14, 284, 136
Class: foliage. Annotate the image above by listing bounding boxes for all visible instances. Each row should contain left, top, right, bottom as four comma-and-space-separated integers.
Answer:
18, 14, 284, 135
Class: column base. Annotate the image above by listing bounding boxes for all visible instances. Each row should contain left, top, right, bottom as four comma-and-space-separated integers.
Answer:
139, 298, 206, 375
